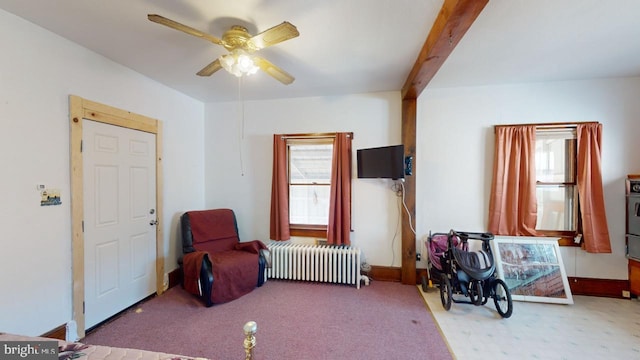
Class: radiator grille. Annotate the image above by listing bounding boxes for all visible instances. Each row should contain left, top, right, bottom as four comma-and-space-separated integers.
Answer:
266, 242, 362, 289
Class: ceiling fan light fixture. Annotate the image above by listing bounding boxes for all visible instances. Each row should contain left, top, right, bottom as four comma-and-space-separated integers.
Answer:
219, 49, 259, 77
148, 14, 297, 84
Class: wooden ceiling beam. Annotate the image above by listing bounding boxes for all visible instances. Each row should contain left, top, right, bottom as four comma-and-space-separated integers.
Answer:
402, 0, 489, 100
400, 0, 488, 285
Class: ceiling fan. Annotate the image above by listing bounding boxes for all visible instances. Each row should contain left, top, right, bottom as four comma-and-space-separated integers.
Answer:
148, 14, 299, 84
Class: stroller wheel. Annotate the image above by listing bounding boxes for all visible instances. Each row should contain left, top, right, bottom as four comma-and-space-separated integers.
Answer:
421, 275, 429, 292
439, 274, 452, 311
492, 279, 513, 318
469, 280, 483, 306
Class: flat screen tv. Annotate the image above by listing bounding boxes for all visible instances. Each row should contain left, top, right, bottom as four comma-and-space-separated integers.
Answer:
357, 144, 405, 179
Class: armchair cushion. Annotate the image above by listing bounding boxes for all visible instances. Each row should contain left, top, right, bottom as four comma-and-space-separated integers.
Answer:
210, 250, 259, 304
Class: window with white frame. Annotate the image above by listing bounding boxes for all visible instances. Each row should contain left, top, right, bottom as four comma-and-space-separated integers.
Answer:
534, 128, 579, 235
287, 139, 333, 229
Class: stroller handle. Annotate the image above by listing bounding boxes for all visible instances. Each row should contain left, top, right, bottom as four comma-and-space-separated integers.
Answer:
449, 229, 494, 242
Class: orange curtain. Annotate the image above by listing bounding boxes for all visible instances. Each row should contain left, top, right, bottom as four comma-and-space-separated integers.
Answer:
576, 123, 612, 253
269, 135, 290, 241
327, 133, 352, 245
488, 125, 538, 236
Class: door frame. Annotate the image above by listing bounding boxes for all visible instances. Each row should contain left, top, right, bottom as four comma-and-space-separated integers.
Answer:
70, 95, 164, 339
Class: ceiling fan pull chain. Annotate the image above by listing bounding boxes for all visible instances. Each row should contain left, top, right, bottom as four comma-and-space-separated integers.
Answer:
238, 76, 246, 176
239, 76, 246, 141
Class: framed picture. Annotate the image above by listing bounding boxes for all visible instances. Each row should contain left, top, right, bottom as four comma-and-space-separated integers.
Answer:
491, 237, 573, 304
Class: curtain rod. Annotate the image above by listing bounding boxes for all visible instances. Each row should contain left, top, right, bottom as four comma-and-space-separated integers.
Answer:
494, 121, 599, 129
279, 132, 354, 140
494, 121, 600, 133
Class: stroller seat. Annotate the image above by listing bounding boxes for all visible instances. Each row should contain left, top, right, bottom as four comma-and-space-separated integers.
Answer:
452, 247, 495, 281
428, 233, 463, 272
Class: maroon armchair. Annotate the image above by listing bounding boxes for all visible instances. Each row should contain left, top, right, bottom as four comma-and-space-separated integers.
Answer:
180, 209, 269, 307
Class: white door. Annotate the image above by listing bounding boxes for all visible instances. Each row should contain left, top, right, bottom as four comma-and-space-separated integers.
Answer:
83, 120, 157, 329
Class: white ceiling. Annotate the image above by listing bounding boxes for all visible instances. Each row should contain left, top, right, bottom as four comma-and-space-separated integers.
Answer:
1, 0, 640, 103
430, 0, 640, 89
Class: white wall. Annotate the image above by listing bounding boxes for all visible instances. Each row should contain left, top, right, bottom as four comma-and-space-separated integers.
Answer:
0, 9, 205, 336
204, 92, 405, 267
417, 77, 640, 280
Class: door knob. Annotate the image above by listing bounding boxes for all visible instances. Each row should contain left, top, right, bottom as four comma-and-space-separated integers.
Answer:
150, 220, 158, 226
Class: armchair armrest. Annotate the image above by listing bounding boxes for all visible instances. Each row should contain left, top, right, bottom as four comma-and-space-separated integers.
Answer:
182, 251, 213, 307
260, 248, 271, 269
235, 240, 267, 254
235, 240, 270, 269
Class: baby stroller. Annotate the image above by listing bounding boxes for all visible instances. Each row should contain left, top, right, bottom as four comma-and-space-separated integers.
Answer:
425, 230, 513, 318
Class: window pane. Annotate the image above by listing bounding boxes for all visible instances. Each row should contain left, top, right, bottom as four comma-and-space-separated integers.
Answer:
289, 144, 333, 184
289, 185, 330, 225
535, 185, 577, 231
535, 136, 575, 183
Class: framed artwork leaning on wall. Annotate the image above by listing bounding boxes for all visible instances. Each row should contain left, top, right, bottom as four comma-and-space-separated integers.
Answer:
491, 237, 573, 304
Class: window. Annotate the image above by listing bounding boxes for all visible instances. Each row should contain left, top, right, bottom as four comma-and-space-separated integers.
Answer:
271, 132, 353, 243
534, 128, 579, 236
287, 139, 333, 231
489, 122, 610, 251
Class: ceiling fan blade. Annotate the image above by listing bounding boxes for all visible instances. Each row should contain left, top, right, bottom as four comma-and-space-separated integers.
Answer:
246, 22, 299, 50
148, 14, 224, 46
253, 57, 295, 85
196, 59, 223, 77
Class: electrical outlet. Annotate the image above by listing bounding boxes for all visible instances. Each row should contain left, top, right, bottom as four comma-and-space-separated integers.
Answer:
622, 290, 631, 298
416, 253, 421, 261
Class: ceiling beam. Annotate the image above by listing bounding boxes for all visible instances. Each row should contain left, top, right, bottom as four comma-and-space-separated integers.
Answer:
400, 0, 488, 285
402, 0, 489, 100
